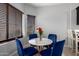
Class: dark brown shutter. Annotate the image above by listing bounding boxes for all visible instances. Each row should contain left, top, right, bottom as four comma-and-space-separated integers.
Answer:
0, 3, 23, 43
8, 5, 22, 39
0, 4, 7, 41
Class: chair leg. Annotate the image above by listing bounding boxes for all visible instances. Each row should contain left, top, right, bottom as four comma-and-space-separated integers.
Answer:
75, 41, 78, 56
72, 40, 75, 53
72, 40, 74, 52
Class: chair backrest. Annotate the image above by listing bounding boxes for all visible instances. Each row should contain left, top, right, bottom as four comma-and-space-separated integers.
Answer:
29, 34, 38, 40
72, 30, 76, 39
51, 40, 65, 56
75, 30, 79, 40
48, 34, 57, 44
16, 39, 24, 56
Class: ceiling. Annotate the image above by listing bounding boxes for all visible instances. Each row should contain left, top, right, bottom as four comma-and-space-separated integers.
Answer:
29, 3, 61, 7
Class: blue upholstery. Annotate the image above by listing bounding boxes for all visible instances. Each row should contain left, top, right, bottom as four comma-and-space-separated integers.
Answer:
16, 39, 38, 56
40, 48, 51, 56
52, 40, 65, 56
40, 40, 65, 56
29, 34, 38, 47
29, 34, 38, 40
45, 34, 57, 48
48, 34, 57, 43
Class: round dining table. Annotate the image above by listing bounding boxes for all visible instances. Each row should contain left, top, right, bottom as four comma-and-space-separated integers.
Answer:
28, 38, 53, 52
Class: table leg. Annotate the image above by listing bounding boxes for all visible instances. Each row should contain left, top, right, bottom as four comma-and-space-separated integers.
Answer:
36, 46, 44, 56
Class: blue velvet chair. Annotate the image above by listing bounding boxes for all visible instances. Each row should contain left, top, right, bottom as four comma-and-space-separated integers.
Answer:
48, 34, 57, 47
29, 34, 38, 40
40, 40, 65, 56
45, 34, 57, 48
48, 34, 57, 42
16, 39, 38, 56
29, 34, 38, 47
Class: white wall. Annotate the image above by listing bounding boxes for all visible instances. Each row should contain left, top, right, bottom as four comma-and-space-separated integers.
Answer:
24, 4, 37, 16
0, 3, 38, 56
36, 3, 79, 47
36, 4, 69, 46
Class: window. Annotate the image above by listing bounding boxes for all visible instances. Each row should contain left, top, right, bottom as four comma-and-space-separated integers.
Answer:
0, 3, 23, 43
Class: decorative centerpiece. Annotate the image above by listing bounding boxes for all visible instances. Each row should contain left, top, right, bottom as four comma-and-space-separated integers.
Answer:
36, 27, 43, 41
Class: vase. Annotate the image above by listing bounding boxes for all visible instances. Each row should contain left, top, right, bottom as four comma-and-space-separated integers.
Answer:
39, 35, 42, 41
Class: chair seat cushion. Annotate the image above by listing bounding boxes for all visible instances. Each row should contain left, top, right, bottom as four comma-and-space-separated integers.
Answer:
40, 48, 51, 56
23, 47, 38, 56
